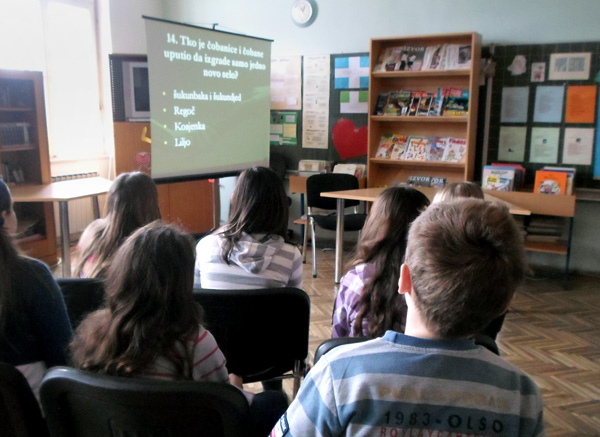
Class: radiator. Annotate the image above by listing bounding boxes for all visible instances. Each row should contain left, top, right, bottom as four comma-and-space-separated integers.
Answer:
51, 172, 100, 237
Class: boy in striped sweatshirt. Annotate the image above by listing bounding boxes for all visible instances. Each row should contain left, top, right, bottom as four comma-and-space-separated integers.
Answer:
272, 199, 544, 437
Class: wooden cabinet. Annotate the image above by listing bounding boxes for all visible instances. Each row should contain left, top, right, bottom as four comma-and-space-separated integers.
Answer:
0, 69, 56, 262
113, 122, 215, 234
367, 33, 481, 188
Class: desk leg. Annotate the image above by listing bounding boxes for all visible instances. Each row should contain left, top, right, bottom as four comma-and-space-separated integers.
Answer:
335, 198, 345, 284
92, 196, 100, 219
59, 201, 71, 278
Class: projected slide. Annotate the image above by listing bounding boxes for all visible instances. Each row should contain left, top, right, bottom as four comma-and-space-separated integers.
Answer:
144, 17, 272, 180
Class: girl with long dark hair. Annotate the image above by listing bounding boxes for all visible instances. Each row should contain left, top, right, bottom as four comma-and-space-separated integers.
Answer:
195, 166, 302, 289
332, 187, 430, 338
74, 171, 161, 278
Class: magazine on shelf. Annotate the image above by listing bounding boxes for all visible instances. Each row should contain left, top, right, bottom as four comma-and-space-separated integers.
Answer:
408, 91, 422, 116
490, 163, 525, 190
375, 133, 395, 158
443, 89, 469, 116
373, 92, 389, 115
385, 90, 412, 116
389, 134, 409, 159
441, 137, 467, 162
403, 136, 429, 161
373, 46, 404, 72
422, 45, 443, 70
416, 92, 434, 116
398, 46, 426, 71
534, 170, 568, 195
482, 166, 515, 191
427, 137, 448, 161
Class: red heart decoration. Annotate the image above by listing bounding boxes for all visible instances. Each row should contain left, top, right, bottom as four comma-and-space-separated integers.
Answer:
135, 152, 151, 169
331, 119, 368, 160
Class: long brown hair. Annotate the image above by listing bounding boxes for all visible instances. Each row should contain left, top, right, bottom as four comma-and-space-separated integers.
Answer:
74, 172, 161, 278
218, 166, 289, 263
0, 180, 17, 335
70, 222, 203, 378
351, 187, 430, 337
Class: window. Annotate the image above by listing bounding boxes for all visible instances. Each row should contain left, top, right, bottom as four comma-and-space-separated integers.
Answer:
0, 0, 106, 160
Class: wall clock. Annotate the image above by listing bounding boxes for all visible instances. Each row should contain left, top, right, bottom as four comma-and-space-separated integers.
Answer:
291, 0, 317, 27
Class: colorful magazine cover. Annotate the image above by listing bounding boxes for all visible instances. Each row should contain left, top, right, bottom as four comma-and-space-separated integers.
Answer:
375, 133, 395, 158
441, 137, 467, 162
389, 135, 409, 159
403, 136, 429, 161
427, 137, 448, 161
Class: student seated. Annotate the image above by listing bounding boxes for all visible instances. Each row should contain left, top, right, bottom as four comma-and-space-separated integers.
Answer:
432, 180, 484, 203
194, 166, 302, 290
74, 171, 161, 278
432, 181, 506, 341
272, 199, 544, 436
332, 187, 429, 338
71, 221, 287, 436
0, 179, 72, 399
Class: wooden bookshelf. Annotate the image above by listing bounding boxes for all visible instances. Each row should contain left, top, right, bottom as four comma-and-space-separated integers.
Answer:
367, 32, 481, 188
0, 69, 56, 263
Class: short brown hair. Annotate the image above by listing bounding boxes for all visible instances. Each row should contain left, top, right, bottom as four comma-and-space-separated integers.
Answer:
405, 199, 526, 338
433, 181, 484, 203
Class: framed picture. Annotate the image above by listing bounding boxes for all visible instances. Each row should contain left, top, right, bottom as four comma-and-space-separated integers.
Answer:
549, 52, 591, 80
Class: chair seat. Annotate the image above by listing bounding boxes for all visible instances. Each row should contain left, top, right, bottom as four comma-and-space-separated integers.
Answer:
311, 213, 367, 232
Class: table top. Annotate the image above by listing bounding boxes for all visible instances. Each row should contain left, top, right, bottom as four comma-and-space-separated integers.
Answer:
11, 177, 113, 202
321, 186, 531, 216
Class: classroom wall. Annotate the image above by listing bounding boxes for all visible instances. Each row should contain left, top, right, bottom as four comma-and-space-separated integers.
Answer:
108, 0, 600, 276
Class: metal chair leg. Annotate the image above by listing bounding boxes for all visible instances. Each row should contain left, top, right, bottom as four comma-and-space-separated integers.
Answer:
302, 221, 308, 264
310, 217, 317, 278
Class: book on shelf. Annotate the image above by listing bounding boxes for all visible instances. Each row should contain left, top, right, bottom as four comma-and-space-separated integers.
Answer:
427, 137, 448, 161
403, 136, 429, 161
443, 44, 472, 70
373, 92, 390, 115
375, 133, 396, 158
441, 137, 466, 162
389, 135, 409, 160
534, 170, 568, 195
490, 163, 525, 190
385, 90, 412, 116
541, 166, 576, 195
482, 166, 516, 191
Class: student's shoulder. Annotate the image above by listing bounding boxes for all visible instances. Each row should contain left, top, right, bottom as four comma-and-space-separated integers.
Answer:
15, 255, 53, 279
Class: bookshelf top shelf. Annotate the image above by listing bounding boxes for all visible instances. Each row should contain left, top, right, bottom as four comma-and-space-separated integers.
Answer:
370, 158, 465, 169
371, 115, 468, 123
371, 69, 470, 78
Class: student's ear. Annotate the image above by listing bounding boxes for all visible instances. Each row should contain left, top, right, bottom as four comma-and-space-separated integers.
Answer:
398, 263, 413, 295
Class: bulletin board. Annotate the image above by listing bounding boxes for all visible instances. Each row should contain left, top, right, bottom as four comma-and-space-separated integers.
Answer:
487, 41, 600, 189
269, 52, 369, 172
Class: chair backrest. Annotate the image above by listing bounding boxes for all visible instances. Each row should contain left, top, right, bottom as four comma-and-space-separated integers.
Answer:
40, 367, 250, 437
306, 173, 360, 210
56, 278, 106, 330
0, 362, 48, 437
193, 287, 310, 384
314, 337, 369, 364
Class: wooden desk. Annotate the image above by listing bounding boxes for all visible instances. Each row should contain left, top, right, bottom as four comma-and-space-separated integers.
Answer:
11, 177, 113, 277
322, 186, 532, 283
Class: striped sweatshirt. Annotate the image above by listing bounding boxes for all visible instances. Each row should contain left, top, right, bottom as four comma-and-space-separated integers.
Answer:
194, 232, 303, 290
143, 325, 229, 383
272, 331, 544, 437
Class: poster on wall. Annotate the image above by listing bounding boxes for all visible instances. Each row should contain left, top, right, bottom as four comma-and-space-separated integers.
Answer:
549, 52, 591, 81
270, 56, 302, 110
334, 56, 369, 89
498, 126, 527, 162
340, 90, 368, 113
302, 54, 330, 149
500, 87, 529, 123
529, 127, 560, 163
565, 85, 597, 124
270, 112, 298, 145
533, 86, 564, 123
563, 127, 594, 165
